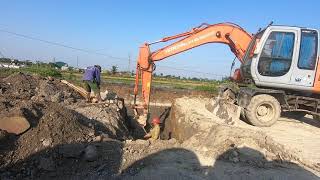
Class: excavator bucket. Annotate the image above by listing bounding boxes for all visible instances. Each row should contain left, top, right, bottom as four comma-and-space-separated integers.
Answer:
0, 116, 30, 135
206, 97, 242, 125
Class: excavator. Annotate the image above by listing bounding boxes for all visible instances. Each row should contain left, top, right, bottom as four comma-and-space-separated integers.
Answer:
133, 22, 320, 127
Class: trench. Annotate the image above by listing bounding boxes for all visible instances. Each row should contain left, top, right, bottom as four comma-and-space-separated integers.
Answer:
124, 104, 172, 140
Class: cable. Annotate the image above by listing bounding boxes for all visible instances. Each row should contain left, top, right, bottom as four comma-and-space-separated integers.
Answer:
0, 50, 5, 58
0, 28, 129, 61
156, 65, 225, 77
0, 28, 227, 77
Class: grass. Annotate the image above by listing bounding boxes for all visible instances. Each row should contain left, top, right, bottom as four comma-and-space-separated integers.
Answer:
0, 67, 224, 93
194, 84, 218, 93
0, 65, 62, 78
61, 71, 223, 93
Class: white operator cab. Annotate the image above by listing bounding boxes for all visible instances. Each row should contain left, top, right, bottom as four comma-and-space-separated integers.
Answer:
250, 26, 319, 93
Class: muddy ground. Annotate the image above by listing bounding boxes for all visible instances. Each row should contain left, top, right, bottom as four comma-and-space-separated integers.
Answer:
0, 73, 319, 179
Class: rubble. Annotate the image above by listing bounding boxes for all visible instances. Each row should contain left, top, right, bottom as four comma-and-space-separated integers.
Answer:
0, 73, 130, 179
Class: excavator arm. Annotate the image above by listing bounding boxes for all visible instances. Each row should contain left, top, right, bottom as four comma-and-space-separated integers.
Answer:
133, 22, 253, 125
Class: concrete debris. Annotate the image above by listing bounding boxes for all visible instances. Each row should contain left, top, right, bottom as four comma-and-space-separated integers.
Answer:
41, 138, 52, 147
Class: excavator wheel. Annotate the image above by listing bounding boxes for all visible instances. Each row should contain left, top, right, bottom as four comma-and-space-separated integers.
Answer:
245, 94, 281, 127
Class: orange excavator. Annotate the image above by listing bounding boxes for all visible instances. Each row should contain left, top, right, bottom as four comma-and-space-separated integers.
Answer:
134, 22, 320, 127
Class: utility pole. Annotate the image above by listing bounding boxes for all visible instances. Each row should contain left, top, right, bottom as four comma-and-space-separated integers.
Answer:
128, 53, 131, 73
76, 56, 79, 68
0, 50, 5, 58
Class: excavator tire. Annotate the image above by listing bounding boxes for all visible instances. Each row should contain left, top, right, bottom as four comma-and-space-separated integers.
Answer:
245, 94, 281, 127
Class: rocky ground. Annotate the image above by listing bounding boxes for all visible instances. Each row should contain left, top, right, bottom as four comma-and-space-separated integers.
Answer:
0, 73, 319, 179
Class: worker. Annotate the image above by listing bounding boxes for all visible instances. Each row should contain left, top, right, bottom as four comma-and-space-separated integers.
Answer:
144, 117, 161, 141
82, 65, 102, 102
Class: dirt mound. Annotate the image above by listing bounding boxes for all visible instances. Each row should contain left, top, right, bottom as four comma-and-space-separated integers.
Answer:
16, 103, 93, 158
162, 97, 320, 176
0, 103, 92, 176
72, 101, 130, 140
0, 73, 131, 179
0, 101, 131, 179
0, 72, 82, 104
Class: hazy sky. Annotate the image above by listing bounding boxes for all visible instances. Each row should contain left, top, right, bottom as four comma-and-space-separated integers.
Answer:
0, 0, 319, 79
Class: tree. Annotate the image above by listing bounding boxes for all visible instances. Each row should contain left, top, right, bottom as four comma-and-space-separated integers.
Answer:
111, 65, 118, 75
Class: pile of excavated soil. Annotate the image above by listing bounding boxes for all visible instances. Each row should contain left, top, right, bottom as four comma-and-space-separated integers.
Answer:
0, 73, 131, 179
72, 102, 130, 140
0, 102, 96, 178
0, 72, 82, 104
157, 97, 320, 179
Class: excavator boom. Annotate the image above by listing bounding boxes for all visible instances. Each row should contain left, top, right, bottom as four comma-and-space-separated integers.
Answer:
133, 22, 254, 124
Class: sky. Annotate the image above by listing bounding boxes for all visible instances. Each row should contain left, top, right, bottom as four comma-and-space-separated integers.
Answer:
0, 0, 319, 79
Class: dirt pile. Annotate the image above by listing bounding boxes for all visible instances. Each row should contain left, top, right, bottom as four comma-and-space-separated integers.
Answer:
0, 102, 96, 178
0, 73, 131, 179
0, 72, 82, 104
160, 97, 320, 178
72, 101, 130, 140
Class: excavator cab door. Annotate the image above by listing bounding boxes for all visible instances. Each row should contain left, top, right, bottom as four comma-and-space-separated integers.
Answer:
251, 26, 319, 91
252, 26, 299, 87
289, 29, 318, 87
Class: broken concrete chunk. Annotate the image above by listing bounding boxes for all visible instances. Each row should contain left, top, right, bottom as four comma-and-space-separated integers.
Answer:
41, 138, 52, 147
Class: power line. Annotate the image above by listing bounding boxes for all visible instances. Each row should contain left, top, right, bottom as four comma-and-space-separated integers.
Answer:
157, 65, 225, 77
0, 28, 227, 77
0, 50, 5, 58
0, 28, 129, 61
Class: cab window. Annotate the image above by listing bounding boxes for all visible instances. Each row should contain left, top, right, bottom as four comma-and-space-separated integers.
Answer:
298, 30, 318, 70
258, 31, 295, 77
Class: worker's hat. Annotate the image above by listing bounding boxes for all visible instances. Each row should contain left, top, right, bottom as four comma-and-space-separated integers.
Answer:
152, 117, 161, 125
